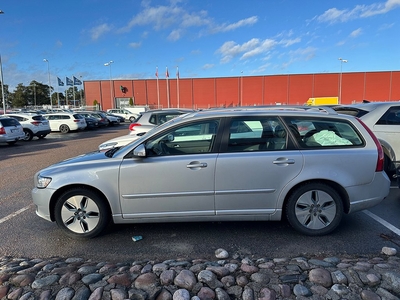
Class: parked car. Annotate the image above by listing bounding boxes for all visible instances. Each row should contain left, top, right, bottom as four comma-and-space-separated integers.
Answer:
104, 112, 125, 123
333, 102, 400, 177
82, 116, 99, 129
98, 111, 120, 126
77, 111, 109, 127
0, 116, 25, 145
43, 113, 87, 133
107, 108, 139, 122
5, 113, 51, 140
98, 132, 146, 151
32, 107, 390, 239
128, 108, 194, 135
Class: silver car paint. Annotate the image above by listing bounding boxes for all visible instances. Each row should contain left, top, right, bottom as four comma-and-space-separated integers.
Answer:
32, 109, 390, 228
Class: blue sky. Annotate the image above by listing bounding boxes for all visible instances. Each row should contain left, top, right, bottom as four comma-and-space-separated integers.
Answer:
0, 0, 399, 91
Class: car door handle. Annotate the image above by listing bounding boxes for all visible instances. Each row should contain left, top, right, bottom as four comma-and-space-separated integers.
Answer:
273, 158, 295, 165
187, 162, 208, 168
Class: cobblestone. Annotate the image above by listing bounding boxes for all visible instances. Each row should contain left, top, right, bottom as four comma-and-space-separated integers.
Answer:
0, 247, 399, 299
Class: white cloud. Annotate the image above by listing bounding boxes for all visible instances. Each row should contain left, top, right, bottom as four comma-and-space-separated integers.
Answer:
350, 28, 362, 38
168, 29, 182, 41
316, 0, 400, 23
211, 16, 258, 33
90, 23, 112, 41
202, 64, 214, 70
129, 42, 142, 48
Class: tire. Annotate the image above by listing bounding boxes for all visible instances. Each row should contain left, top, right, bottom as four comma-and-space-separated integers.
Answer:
23, 129, 34, 141
285, 183, 343, 236
129, 116, 136, 122
59, 124, 70, 133
54, 188, 110, 239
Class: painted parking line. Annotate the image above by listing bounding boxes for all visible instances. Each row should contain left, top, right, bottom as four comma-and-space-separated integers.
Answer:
0, 204, 33, 224
363, 210, 400, 236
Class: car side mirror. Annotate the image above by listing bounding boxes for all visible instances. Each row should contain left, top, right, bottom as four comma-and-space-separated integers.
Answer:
133, 144, 147, 157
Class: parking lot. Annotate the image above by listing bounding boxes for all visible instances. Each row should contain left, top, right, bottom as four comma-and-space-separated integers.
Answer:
0, 124, 400, 262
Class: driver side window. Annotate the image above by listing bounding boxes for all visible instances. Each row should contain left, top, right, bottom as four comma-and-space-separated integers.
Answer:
145, 120, 219, 156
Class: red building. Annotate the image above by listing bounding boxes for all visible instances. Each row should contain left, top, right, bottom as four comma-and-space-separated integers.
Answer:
83, 71, 400, 110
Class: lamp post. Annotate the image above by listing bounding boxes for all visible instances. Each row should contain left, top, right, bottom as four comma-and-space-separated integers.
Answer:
104, 61, 114, 108
43, 59, 52, 109
0, 11, 5, 114
0, 55, 5, 114
33, 83, 36, 108
338, 58, 348, 104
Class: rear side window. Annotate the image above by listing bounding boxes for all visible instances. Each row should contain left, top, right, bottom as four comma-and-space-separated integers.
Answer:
376, 106, 400, 125
0, 118, 20, 126
283, 117, 364, 148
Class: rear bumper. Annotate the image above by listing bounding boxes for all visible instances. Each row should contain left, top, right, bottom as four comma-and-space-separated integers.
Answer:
347, 171, 391, 213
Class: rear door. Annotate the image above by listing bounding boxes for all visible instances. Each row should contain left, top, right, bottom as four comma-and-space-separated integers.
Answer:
215, 116, 303, 217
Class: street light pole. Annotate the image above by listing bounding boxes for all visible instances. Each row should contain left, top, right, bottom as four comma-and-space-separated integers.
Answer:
0, 55, 6, 114
104, 61, 114, 109
338, 58, 348, 104
43, 59, 52, 109
0, 11, 5, 114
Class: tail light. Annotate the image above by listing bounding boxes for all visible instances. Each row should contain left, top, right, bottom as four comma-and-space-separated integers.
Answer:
31, 121, 41, 126
129, 123, 141, 131
74, 119, 80, 123
0, 127, 5, 134
357, 118, 384, 172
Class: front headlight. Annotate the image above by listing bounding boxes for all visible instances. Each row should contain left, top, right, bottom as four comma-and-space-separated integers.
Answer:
99, 142, 118, 151
37, 175, 52, 189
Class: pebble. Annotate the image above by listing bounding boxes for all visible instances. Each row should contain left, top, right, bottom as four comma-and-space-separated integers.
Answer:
0, 247, 400, 299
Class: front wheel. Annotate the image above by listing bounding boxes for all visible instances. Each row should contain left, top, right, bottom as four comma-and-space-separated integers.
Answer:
59, 124, 70, 133
54, 188, 111, 239
285, 183, 343, 236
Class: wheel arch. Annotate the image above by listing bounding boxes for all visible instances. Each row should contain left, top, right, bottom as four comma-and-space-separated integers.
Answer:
48, 184, 112, 222
282, 179, 350, 217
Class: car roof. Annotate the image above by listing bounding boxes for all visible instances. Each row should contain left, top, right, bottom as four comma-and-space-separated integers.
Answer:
336, 102, 400, 111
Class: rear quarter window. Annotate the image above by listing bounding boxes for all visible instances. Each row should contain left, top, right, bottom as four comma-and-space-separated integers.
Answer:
283, 117, 364, 148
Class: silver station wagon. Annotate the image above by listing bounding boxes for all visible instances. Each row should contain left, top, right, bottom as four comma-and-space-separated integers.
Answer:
32, 108, 390, 239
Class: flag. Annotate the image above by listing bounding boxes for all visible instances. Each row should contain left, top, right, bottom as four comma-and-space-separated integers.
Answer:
57, 77, 64, 86
166, 67, 169, 78
176, 66, 179, 79
155, 67, 158, 78
73, 76, 82, 85
66, 77, 73, 86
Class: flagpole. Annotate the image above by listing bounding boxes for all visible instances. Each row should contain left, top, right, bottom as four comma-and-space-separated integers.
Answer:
156, 67, 160, 109
166, 66, 170, 108
176, 66, 180, 108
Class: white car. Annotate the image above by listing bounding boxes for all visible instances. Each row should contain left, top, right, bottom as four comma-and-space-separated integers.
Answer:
98, 132, 145, 151
5, 113, 51, 140
43, 113, 87, 133
107, 109, 139, 122
0, 116, 25, 145
334, 102, 400, 176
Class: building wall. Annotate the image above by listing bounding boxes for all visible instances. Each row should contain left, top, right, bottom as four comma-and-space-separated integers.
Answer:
83, 71, 400, 110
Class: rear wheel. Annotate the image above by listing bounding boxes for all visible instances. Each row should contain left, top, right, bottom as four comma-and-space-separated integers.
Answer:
23, 129, 34, 141
54, 188, 111, 239
285, 183, 343, 236
59, 124, 70, 133
129, 116, 136, 122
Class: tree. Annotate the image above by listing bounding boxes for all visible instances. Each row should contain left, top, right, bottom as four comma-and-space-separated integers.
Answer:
65, 86, 84, 106
11, 83, 30, 107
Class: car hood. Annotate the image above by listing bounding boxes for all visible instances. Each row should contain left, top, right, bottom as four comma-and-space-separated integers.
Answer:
41, 151, 110, 171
